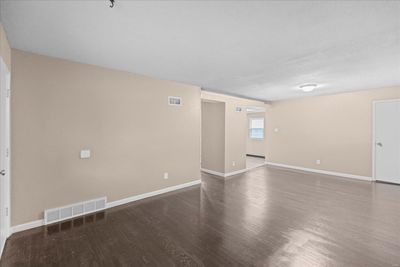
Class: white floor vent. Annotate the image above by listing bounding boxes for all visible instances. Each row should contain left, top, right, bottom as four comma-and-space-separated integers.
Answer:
44, 197, 107, 225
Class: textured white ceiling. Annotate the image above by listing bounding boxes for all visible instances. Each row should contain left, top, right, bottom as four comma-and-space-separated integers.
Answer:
1, 1, 399, 101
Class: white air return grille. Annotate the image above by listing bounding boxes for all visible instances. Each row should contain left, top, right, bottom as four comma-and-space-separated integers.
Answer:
44, 197, 107, 225
84, 202, 96, 213
46, 210, 60, 223
73, 204, 84, 216
95, 199, 106, 210
168, 96, 182, 106
60, 207, 72, 219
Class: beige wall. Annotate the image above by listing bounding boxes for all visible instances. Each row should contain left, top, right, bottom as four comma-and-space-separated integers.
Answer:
0, 23, 11, 70
266, 87, 400, 177
201, 91, 267, 173
246, 112, 265, 157
201, 101, 225, 173
11, 49, 201, 226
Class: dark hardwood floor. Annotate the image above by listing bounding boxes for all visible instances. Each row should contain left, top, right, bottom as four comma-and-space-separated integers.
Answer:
1, 166, 400, 267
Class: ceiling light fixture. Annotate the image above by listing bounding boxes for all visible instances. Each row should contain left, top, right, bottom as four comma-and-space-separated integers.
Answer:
299, 83, 317, 92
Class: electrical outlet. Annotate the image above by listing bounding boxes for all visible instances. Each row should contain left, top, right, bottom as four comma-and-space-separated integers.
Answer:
316, 159, 321, 165
232, 161, 236, 166
163, 172, 169, 179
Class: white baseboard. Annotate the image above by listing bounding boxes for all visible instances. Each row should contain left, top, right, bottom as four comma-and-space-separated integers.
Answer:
224, 168, 248, 177
11, 219, 44, 234
11, 179, 201, 234
266, 162, 372, 181
200, 168, 225, 177
106, 179, 201, 209
202, 162, 267, 178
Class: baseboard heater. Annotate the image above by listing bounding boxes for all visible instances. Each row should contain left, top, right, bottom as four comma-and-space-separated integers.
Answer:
44, 197, 107, 225
246, 154, 265, 158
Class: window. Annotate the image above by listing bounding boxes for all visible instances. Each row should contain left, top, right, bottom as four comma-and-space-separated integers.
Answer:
249, 117, 264, 139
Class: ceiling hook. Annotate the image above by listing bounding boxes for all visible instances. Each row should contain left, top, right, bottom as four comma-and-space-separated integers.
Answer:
109, 0, 115, 8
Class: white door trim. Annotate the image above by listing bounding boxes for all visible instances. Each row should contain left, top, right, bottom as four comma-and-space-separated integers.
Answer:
372, 99, 400, 182
0, 57, 11, 257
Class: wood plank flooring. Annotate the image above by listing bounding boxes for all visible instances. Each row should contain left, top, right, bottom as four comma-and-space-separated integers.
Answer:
246, 156, 265, 169
1, 166, 400, 267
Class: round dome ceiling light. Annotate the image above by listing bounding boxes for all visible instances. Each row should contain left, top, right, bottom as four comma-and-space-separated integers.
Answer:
299, 83, 317, 92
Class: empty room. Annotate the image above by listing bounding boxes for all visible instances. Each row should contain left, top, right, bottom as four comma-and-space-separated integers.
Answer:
0, 1, 399, 266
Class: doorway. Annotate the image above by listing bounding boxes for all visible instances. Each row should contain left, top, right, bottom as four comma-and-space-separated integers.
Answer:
0, 57, 11, 256
246, 106, 266, 169
373, 99, 400, 184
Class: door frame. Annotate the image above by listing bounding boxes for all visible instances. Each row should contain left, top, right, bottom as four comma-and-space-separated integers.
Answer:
0, 56, 11, 257
372, 98, 400, 182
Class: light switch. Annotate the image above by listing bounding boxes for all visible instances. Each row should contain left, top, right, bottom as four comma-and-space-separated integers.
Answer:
80, 149, 91, 159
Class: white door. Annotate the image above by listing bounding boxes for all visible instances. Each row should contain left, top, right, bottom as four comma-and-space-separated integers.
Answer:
374, 100, 400, 184
0, 57, 10, 256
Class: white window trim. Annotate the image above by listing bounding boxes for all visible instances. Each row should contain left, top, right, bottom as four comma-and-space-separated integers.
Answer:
249, 117, 264, 140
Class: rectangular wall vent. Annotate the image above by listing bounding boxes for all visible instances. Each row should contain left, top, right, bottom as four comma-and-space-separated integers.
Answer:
44, 197, 107, 225
168, 96, 182, 106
